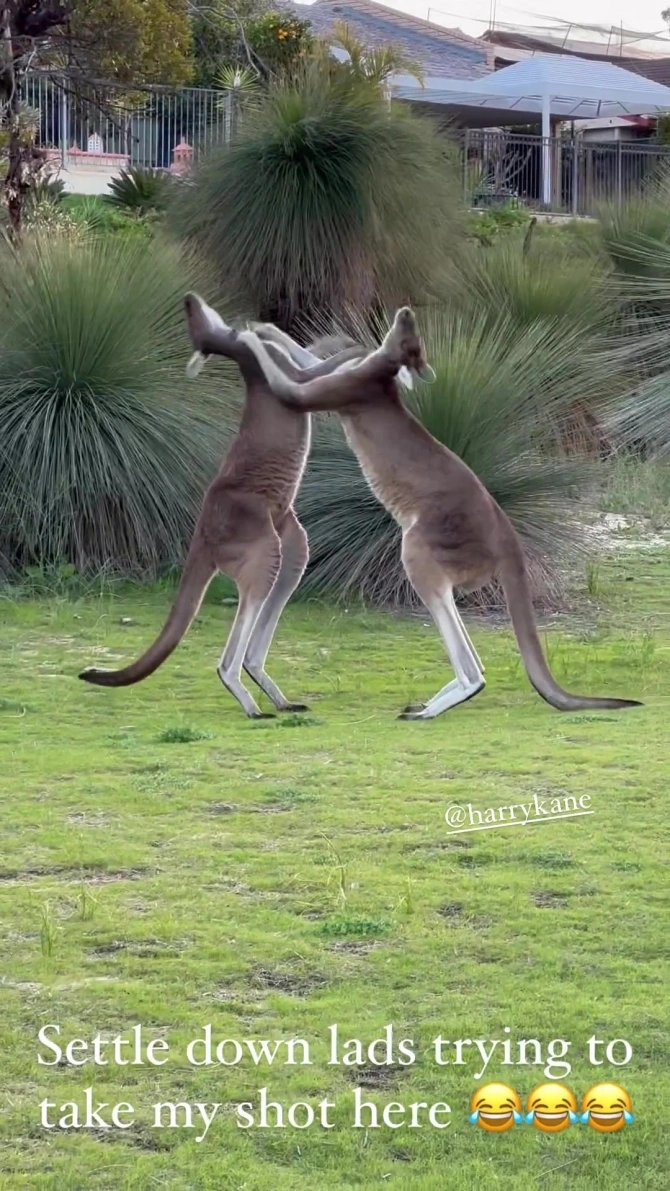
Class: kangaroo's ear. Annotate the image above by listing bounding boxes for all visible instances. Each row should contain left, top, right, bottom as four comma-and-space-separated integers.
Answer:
186, 351, 207, 379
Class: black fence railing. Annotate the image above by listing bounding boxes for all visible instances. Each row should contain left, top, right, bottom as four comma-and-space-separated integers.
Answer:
461, 129, 670, 216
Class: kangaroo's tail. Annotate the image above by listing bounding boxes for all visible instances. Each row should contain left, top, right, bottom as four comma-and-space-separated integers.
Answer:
79, 551, 216, 688
499, 556, 641, 711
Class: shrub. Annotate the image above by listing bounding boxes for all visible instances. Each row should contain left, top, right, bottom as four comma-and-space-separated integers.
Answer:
0, 232, 235, 577
598, 187, 670, 455
298, 308, 616, 606
106, 166, 171, 216
466, 202, 530, 245
172, 63, 463, 328
26, 176, 66, 208
453, 236, 613, 337
597, 174, 670, 282
62, 194, 155, 241
605, 237, 670, 457
23, 198, 85, 242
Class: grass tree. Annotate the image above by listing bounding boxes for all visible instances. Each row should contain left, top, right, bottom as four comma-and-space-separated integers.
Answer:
598, 174, 670, 284
172, 63, 462, 331
451, 225, 615, 340
604, 234, 670, 458
0, 232, 234, 577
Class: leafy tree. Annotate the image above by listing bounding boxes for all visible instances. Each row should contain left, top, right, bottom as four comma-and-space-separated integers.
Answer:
0, 0, 193, 234
67, 0, 193, 86
191, 0, 312, 86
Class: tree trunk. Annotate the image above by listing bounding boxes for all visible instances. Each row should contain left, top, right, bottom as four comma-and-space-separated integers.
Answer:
1, 1, 19, 235
6, 125, 24, 236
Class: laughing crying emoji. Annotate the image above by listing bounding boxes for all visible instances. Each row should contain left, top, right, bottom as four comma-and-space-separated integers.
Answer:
469, 1083, 523, 1132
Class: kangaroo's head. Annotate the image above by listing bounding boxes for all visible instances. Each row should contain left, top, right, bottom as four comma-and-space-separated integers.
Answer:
383, 307, 435, 387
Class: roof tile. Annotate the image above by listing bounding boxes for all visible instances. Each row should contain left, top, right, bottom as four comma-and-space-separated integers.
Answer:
283, 0, 491, 78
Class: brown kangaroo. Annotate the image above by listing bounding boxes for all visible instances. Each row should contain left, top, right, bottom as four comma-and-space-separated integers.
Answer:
79, 294, 364, 717
238, 309, 641, 718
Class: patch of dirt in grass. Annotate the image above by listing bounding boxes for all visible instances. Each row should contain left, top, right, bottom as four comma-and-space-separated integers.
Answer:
402, 838, 472, 855
347, 1064, 403, 1089
124, 899, 154, 914
1, 979, 43, 993
437, 902, 492, 930
93, 1125, 173, 1151
87, 866, 152, 885
248, 800, 298, 814
66, 810, 112, 827
437, 901, 464, 919
0, 864, 151, 885
326, 939, 380, 956
390, 1147, 413, 1163
206, 802, 239, 815
586, 513, 670, 552
89, 940, 127, 956
249, 965, 330, 996
89, 937, 187, 958
201, 878, 253, 896
204, 985, 265, 1006
532, 890, 570, 908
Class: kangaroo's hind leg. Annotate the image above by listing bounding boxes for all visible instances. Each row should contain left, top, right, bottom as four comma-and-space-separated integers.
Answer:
243, 509, 310, 711
215, 509, 282, 718
398, 526, 485, 720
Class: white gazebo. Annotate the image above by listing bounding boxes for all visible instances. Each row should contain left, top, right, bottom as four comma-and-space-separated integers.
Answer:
392, 54, 670, 204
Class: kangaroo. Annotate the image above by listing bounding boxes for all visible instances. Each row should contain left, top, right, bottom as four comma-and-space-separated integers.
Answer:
237, 309, 641, 718
78, 294, 364, 718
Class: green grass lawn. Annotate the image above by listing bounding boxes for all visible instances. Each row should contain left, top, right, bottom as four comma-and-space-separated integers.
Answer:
1, 550, 668, 1190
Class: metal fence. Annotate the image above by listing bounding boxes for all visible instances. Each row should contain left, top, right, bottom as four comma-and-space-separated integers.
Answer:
20, 74, 232, 174
17, 75, 670, 212
461, 129, 670, 216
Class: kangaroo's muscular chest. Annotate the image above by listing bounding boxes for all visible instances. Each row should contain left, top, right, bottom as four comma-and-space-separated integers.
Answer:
341, 412, 423, 530
223, 408, 312, 516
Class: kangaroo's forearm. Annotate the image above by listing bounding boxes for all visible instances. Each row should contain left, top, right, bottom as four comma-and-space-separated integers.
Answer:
251, 324, 317, 368
268, 342, 365, 383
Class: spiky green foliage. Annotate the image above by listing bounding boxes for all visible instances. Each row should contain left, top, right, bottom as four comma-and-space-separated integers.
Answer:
454, 236, 613, 336
0, 233, 234, 577
172, 64, 462, 328
605, 234, 670, 457
598, 174, 670, 282
298, 309, 616, 606
327, 20, 424, 87
106, 165, 170, 215
25, 176, 66, 208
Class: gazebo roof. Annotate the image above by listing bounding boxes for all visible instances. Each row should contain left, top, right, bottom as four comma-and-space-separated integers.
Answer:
392, 53, 670, 125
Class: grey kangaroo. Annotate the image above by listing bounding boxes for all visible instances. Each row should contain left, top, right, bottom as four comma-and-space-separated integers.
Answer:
79, 294, 363, 717
237, 308, 641, 719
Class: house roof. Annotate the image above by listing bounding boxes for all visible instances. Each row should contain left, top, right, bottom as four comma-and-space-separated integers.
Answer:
392, 53, 670, 125
285, 0, 491, 79
483, 29, 670, 89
